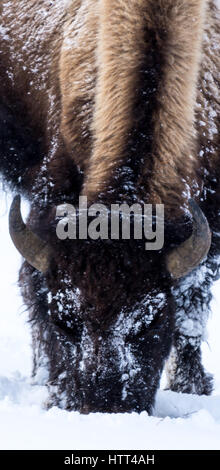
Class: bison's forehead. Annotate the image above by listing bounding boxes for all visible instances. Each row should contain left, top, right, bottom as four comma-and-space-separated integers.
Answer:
47, 258, 171, 332
49, 282, 167, 320
49, 234, 168, 301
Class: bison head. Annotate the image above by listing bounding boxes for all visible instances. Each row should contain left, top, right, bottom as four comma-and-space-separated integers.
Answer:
8, 194, 211, 413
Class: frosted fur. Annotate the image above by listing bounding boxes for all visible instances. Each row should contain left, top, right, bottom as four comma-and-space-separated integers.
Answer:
0, 1, 219, 412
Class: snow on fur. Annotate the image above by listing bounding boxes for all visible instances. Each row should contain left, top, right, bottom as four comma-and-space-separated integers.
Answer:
0, 194, 220, 449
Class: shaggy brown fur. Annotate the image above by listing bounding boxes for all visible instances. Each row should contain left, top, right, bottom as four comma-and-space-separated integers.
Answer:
0, 0, 219, 413
83, 0, 207, 208
0, 0, 217, 212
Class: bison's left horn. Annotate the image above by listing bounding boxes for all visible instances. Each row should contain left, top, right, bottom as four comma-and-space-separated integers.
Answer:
9, 195, 51, 273
166, 199, 211, 279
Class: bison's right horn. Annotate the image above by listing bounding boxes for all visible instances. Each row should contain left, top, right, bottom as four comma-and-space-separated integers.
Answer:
9, 195, 51, 273
166, 199, 211, 279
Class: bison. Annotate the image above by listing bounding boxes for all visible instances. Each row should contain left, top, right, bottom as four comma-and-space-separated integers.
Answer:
0, 0, 219, 413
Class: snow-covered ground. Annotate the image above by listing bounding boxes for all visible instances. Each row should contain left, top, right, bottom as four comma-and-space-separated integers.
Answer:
0, 193, 220, 450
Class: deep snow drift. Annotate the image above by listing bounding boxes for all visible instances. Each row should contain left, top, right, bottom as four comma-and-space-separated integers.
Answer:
0, 193, 220, 450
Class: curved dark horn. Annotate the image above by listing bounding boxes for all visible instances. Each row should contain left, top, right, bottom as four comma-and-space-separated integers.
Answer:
166, 199, 211, 279
9, 195, 51, 273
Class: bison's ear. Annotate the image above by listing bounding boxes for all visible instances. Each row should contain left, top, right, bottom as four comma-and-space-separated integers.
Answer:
9, 195, 51, 273
166, 200, 211, 279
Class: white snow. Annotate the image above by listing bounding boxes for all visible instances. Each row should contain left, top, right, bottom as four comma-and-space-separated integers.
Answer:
0, 193, 220, 450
